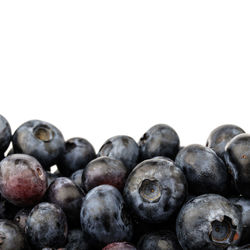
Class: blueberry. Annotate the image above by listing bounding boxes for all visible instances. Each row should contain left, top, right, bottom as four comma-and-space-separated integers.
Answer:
70, 169, 84, 188
139, 124, 180, 161
103, 242, 137, 250
57, 137, 96, 177
0, 219, 28, 250
46, 177, 84, 227
64, 229, 89, 250
206, 124, 245, 159
46, 171, 60, 187
230, 197, 250, 245
0, 114, 12, 156
80, 184, 133, 248
82, 156, 127, 192
137, 230, 182, 250
175, 144, 229, 195
25, 202, 68, 249
123, 157, 187, 223
0, 154, 47, 207
0, 196, 20, 220
12, 120, 65, 170
98, 135, 139, 172
224, 134, 250, 198
227, 245, 250, 249
14, 208, 31, 232
176, 194, 242, 249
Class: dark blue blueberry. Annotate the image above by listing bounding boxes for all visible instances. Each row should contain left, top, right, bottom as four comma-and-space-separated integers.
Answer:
25, 202, 68, 249
80, 185, 133, 248
123, 157, 187, 223
98, 135, 139, 172
103, 242, 137, 250
175, 144, 229, 195
176, 194, 242, 250
14, 208, 31, 233
0, 114, 11, 155
57, 137, 96, 177
139, 124, 180, 161
46, 177, 84, 228
225, 134, 250, 198
46, 171, 60, 187
137, 230, 182, 250
64, 229, 89, 250
82, 156, 128, 192
0, 219, 29, 250
12, 120, 65, 170
207, 124, 245, 159
0, 196, 19, 220
70, 169, 84, 188
230, 197, 250, 245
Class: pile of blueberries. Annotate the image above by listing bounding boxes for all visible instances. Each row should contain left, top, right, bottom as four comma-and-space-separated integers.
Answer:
1, 114, 250, 250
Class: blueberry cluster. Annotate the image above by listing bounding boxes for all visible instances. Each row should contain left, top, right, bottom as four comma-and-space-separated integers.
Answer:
0, 115, 250, 250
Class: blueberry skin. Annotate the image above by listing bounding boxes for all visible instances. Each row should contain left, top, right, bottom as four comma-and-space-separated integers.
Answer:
228, 245, 250, 249
175, 144, 229, 195
64, 229, 89, 250
206, 124, 245, 159
82, 156, 128, 192
137, 230, 182, 250
225, 134, 250, 198
123, 158, 187, 223
80, 185, 133, 248
103, 242, 137, 250
98, 135, 139, 172
230, 197, 250, 245
139, 124, 180, 161
57, 137, 96, 177
14, 208, 31, 232
12, 120, 65, 170
0, 114, 12, 155
46, 177, 84, 227
70, 169, 84, 188
0, 219, 28, 250
176, 194, 242, 250
25, 202, 68, 249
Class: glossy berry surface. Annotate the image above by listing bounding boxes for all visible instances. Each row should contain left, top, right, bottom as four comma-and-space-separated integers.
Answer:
175, 144, 229, 195
70, 169, 84, 188
176, 194, 242, 250
103, 242, 137, 250
0, 219, 28, 250
139, 124, 180, 161
82, 156, 127, 192
98, 135, 139, 171
12, 120, 65, 170
80, 184, 133, 248
206, 124, 245, 159
137, 230, 182, 250
124, 157, 187, 223
0, 114, 12, 155
0, 154, 47, 207
46, 177, 84, 227
25, 202, 68, 249
57, 137, 96, 177
225, 133, 250, 198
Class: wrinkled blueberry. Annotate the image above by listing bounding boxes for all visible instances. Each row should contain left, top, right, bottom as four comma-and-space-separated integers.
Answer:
0, 154, 47, 207
70, 169, 84, 188
80, 185, 133, 248
0, 219, 28, 250
175, 144, 229, 195
12, 120, 65, 170
103, 242, 137, 250
137, 230, 182, 250
14, 208, 31, 232
57, 137, 96, 177
98, 135, 139, 172
25, 202, 68, 249
46, 177, 84, 227
82, 156, 127, 192
64, 229, 89, 250
0, 114, 12, 155
206, 124, 245, 159
225, 134, 250, 198
139, 124, 180, 161
124, 157, 187, 223
176, 194, 242, 249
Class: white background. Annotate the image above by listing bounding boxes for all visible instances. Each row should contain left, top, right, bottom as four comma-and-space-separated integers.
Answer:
0, 1, 250, 153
